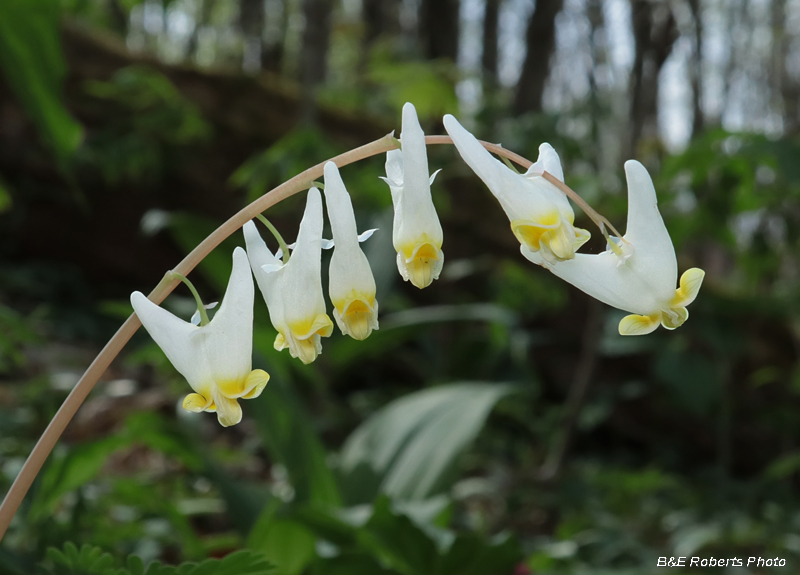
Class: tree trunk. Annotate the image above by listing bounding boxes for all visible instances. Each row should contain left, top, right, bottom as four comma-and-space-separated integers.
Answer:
261, 0, 287, 74
513, 0, 563, 116
239, 0, 265, 70
586, 0, 605, 171
771, 0, 799, 134
362, 0, 402, 47
299, 0, 333, 123
482, 0, 500, 86
419, 0, 460, 61
627, 0, 678, 155
688, 0, 704, 138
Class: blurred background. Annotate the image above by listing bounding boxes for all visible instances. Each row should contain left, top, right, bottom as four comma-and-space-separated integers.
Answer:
2, 0, 800, 573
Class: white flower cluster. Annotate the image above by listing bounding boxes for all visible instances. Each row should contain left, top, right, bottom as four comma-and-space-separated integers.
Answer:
130, 102, 705, 426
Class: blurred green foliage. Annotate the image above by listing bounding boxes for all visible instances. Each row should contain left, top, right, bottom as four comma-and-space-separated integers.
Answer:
0, 0, 82, 164
3, 2, 800, 574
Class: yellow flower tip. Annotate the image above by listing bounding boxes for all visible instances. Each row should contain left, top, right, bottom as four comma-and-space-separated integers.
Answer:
335, 297, 378, 340
398, 241, 443, 289
671, 267, 705, 308
511, 217, 589, 264
182, 392, 212, 413
214, 395, 243, 427
294, 335, 322, 364
243, 369, 270, 399
661, 306, 689, 330
274, 332, 288, 352
277, 314, 334, 363
618, 313, 661, 336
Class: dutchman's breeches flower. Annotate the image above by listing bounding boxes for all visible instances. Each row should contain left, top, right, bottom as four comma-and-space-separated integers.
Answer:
443, 114, 590, 266
130, 247, 269, 427
323, 162, 379, 340
383, 102, 444, 289
531, 161, 705, 336
244, 188, 333, 363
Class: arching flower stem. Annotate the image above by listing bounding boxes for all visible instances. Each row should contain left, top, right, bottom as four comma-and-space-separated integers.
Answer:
255, 214, 291, 265
0, 131, 614, 540
169, 272, 211, 326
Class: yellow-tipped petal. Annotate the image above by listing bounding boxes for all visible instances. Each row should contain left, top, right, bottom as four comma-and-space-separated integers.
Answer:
397, 239, 443, 289
511, 216, 589, 264
274, 332, 288, 351
335, 296, 378, 340
243, 369, 270, 399
182, 392, 211, 413
289, 313, 334, 340
214, 394, 243, 427
542, 223, 577, 260
574, 226, 591, 250
511, 214, 559, 251
294, 336, 322, 364
671, 268, 705, 308
406, 244, 442, 288
215, 368, 270, 399
618, 313, 661, 336
661, 306, 689, 330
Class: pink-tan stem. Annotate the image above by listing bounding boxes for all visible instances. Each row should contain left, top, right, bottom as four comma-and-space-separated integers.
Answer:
0, 133, 589, 540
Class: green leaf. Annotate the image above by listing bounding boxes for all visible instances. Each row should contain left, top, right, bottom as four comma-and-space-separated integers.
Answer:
437, 534, 520, 575
359, 497, 439, 575
0, 0, 82, 163
246, 515, 316, 575
41, 543, 117, 575
339, 383, 517, 503
248, 376, 342, 507
34, 436, 127, 518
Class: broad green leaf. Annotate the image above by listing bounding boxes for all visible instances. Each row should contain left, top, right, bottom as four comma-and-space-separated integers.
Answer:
339, 383, 517, 503
0, 0, 82, 162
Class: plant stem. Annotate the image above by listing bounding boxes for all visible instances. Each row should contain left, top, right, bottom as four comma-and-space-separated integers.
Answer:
170, 272, 211, 325
0, 132, 599, 540
255, 214, 291, 264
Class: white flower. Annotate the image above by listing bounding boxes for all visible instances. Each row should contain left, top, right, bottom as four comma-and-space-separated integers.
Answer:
243, 188, 333, 363
534, 160, 705, 336
443, 114, 590, 266
130, 247, 268, 427
323, 161, 379, 340
383, 102, 444, 289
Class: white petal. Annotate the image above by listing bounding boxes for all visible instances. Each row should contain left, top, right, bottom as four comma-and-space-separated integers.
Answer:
524, 143, 564, 181
244, 220, 286, 331
384, 149, 404, 190
622, 160, 677, 300
324, 162, 378, 306
400, 102, 430, 203
444, 114, 569, 224
547, 252, 664, 316
200, 247, 254, 385
191, 301, 218, 325
357, 228, 378, 242
280, 188, 328, 329
131, 291, 208, 393
243, 220, 282, 272
323, 162, 360, 250
388, 104, 443, 254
